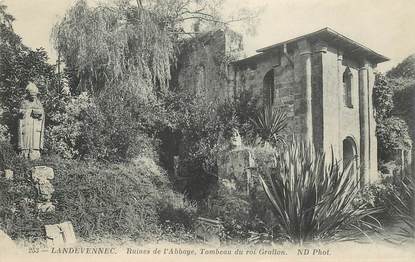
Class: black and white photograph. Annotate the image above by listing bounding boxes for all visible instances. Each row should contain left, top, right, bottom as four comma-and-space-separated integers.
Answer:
0, 0, 414, 261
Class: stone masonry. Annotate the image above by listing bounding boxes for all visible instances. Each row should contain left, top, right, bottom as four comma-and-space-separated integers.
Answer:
31, 166, 55, 213
177, 28, 389, 185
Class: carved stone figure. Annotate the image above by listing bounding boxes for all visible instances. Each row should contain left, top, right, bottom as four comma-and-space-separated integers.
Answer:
217, 128, 255, 195
229, 128, 242, 149
17, 82, 45, 160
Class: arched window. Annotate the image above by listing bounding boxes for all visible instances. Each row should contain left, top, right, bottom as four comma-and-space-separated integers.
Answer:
343, 137, 359, 184
263, 69, 275, 107
343, 67, 353, 108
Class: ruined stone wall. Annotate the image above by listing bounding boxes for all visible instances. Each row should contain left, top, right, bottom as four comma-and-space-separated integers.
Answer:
275, 50, 305, 139
232, 48, 310, 140
232, 53, 279, 102
176, 30, 243, 104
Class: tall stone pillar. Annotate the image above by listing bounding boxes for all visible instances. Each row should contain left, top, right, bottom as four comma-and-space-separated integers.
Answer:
359, 61, 370, 184
298, 39, 313, 145
337, 50, 344, 165
367, 65, 379, 182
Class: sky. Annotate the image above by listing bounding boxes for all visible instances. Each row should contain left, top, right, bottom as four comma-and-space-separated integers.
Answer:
3, 0, 415, 72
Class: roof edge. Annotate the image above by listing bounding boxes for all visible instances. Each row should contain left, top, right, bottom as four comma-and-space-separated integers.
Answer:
256, 27, 389, 63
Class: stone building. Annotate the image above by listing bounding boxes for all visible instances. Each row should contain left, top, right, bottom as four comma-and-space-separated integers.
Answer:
176, 27, 389, 185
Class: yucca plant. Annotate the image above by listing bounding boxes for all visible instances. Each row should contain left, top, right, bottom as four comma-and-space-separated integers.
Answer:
249, 105, 287, 146
385, 170, 415, 242
259, 140, 382, 244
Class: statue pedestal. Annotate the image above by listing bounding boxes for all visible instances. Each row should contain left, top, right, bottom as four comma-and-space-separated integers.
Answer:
21, 149, 41, 161
217, 147, 255, 195
31, 166, 55, 214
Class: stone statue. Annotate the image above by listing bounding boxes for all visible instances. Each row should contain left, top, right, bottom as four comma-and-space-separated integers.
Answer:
229, 128, 242, 149
17, 82, 45, 160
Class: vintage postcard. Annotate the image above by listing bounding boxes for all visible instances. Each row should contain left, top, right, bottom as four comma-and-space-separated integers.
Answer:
0, 0, 414, 261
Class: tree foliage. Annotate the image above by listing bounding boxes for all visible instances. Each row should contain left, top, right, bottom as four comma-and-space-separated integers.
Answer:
0, 3, 60, 144
48, 0, 261, 163
387, 54, 415, 79
377, 116, 412, 161
51, 0, 260, 95
373, 73, 394, 122
373, 72, 412, 162
51, 0, 175, 94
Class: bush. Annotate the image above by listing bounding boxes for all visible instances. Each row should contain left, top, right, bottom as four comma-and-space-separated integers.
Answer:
41, 155, 189, 239
258, 140, 382, 244
132, 155, 198, 232
0, 174, 49, 240
357, 171, 415, 229
388, 172, 415, 240
202, 174, 276, 243
158, 192, 197, 230
45, 87, 163, 163
0, 145, 196, 241
44, 92, 93, 159
0, 141, 61, 240
376, 116, 412, 162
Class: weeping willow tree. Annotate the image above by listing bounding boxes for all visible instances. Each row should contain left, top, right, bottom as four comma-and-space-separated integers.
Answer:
51, 0, 174, 95
51, 0, 260, 95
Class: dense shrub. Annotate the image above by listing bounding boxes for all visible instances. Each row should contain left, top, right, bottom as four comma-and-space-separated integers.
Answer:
0, 144, 196, 241
45, 84, 167, 163
376, 116, 412, 162
0, 175, 49, 240
205, 187, 273, 243
158, 193, 197, 230
44, 92, 93, 158
201, 159, 276, 244
356, 171, 414, 226
80, 85, 169, 162
373, 73, 413, 163
48, 159, 161, 238
0, 141, 61, 239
